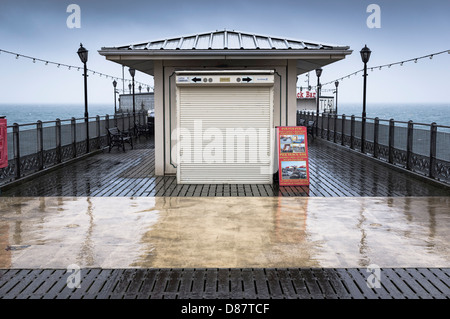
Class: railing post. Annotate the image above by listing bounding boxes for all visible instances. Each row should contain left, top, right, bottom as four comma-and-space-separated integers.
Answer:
350, 115, 355, 150
320, 112, 325, 138
361, 116, 366, 154
105, 114, 110, 148
37, 120, 44, 171
86, 117, 90, 155
122, 113, 125, 132
429, 122, 437, 179
128, 112, 132, 133
71, 117, 77, 159
96, 115, 101, 150
316, 111, 319, 137
105, 114, 110, 131
373, 117, 379, 158
388, 119, 395, 164
406, 120, 414, 170
13, 123, 21, 179
333, 114, 337, 143
327, 113, 330, 141
56, 119, 62, 164
341, 114, 346, 146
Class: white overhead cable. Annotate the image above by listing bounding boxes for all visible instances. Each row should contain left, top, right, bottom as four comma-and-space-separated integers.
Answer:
0, 48, 154, 91
306, 49, 449, 90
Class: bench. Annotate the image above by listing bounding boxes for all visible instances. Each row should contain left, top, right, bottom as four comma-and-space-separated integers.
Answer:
107, 127, 133, 152
134, 122, 152, 139
298, 119, 315, 141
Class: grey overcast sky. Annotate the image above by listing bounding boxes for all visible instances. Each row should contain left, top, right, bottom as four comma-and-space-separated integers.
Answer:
0, 0, 449, 105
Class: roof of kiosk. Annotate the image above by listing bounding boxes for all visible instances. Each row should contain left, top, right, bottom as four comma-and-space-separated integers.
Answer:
98, 30, 352, 75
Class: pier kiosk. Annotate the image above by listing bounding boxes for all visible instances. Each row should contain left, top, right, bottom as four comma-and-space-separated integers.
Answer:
99, 30, 352, 184
176, 71, 274, 184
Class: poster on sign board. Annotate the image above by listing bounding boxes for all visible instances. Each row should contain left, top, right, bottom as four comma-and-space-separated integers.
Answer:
277, 126, 309, 186
0, 118, 7, 168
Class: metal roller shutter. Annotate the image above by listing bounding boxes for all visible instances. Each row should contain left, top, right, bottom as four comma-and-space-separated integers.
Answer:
177, 86, 273, 184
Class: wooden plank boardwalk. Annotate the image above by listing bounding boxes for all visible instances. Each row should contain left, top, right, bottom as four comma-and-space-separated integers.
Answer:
0, 268, 448, 299
1, 138, 449, 300
1, 138, 449, 197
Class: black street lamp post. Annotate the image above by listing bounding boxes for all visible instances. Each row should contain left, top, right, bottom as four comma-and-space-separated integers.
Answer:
129, 68, 136, 133
77, 43, 89, 153
315, 68, 322, 136
334, 81, 339, 114
113, 80, 118, 114
360, 45, 372, 154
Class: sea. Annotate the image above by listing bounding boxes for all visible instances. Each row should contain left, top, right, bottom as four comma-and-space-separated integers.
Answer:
0, 103, 449, 127
0, 104, 114, 125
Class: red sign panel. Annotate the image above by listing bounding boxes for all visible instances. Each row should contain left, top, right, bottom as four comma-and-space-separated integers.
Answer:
0, 119, 7, 168
296, 91, 316, 99
277, 126, 309, 186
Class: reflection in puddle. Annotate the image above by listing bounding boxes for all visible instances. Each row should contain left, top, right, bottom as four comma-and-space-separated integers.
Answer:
0, 196, 448, 268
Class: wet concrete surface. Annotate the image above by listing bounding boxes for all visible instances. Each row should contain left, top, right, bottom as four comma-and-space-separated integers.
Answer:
0, 196, 448, 269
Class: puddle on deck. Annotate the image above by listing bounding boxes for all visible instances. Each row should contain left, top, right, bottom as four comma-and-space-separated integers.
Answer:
0, 197, 449, 268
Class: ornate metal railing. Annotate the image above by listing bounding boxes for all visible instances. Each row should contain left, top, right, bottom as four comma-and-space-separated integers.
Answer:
0, 111, 147, 187
297, 111, 450, 185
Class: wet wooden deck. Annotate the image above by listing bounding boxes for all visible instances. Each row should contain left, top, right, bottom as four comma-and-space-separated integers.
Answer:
0, 268, 449, 299
1, 139, 449, 301
1, 138, 449, 197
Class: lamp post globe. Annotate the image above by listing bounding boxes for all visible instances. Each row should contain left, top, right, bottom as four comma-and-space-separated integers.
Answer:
77, 43, 88, 64
315, 68, 322, 78
360, 45, 372, 64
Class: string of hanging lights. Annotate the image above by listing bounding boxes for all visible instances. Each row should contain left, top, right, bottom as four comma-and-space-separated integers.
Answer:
0, 48, 154, 94
302, 49, 449, 90
2, 47, 448, 93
